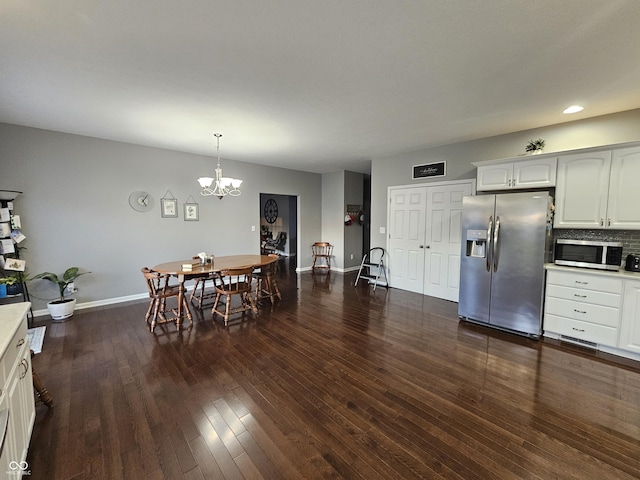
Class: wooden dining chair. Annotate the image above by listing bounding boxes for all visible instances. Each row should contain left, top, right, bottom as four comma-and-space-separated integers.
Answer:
212, 266, 259, 325
254, 254, 282, 305
141, 267, 192, 332
311, 242, 334, 271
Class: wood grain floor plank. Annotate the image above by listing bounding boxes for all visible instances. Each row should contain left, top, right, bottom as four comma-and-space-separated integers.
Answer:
26, 262, 640, 479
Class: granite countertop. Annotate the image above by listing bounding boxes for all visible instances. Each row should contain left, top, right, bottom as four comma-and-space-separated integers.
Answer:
0, 302, 31, 356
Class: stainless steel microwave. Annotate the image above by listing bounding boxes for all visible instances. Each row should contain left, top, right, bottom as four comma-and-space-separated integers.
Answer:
554, 239, 623, 271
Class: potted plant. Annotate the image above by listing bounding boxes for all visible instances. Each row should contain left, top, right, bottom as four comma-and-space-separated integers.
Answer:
525, 138, 545, 154
32, 267, 91, 321
0, 275, 22, 296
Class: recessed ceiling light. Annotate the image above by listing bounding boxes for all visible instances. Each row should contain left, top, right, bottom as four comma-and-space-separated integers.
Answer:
563, 105, 584, 114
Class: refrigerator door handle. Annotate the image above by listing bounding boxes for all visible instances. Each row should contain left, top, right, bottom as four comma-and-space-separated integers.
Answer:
493, 216, 501, 272
486, 216, 493, 272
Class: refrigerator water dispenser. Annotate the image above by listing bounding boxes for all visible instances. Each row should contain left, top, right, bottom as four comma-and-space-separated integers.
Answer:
465, 229, 487, 258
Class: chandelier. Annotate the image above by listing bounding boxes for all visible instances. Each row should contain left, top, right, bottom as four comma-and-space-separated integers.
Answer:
197, 133, 242, 198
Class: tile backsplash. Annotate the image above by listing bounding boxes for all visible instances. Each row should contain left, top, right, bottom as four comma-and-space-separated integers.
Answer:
554, 229, 640, 255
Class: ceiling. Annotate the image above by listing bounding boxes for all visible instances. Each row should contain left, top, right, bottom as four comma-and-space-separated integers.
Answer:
2, 1, 640, 174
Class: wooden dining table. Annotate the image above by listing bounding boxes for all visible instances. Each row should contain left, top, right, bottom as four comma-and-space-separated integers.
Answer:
152, 255, 278, 326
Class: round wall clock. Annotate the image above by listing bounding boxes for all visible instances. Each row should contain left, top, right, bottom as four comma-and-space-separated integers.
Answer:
129, 191, 153, 212
264, 199, 278, 223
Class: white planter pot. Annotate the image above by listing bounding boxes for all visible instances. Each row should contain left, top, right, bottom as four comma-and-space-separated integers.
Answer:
47, 298, 76, 321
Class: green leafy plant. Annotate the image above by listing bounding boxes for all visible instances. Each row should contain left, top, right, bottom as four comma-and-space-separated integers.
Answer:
32, 267, 91, 301
0, 276, 19, 285
525, 138, 545, 152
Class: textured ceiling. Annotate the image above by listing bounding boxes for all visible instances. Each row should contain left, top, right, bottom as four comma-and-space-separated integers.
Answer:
2, 0, 640, 174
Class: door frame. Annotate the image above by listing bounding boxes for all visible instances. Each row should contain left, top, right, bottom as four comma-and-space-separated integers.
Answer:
386, 178, 476, 296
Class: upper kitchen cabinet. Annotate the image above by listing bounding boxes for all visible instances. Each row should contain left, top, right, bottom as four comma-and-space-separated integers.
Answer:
607, 147, 640, 229
475, 157, 557, 191
554, 146, 640, 229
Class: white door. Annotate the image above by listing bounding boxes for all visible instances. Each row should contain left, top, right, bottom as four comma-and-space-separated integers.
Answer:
388, 180, 474, 299
388, 187, 426, 293
423, 182, 472, 301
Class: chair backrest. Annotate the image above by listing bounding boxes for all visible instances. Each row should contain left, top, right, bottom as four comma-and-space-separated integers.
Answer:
216, 266, 254, 293
141, 267, 167, 297
312, 242, 333, 256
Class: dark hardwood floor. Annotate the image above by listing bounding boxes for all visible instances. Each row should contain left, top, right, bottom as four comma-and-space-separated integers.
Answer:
27, 260, 640, 479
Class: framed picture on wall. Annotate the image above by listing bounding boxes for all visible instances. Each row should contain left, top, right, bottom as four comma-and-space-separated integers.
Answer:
184, 200, 199, 221
161, 197, 178, 218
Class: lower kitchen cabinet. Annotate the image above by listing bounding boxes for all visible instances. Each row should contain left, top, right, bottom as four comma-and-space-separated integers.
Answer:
619, 280, 640, 354
544, 266, 640, 362
544, 269, 622, 347
0, 303, 35, 477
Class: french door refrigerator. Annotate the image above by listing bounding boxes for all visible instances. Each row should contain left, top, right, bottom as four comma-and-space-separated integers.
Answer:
458, 192, 552, 337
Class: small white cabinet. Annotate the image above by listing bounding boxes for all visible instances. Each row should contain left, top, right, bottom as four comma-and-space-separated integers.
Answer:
0, 303, 35, 478
476, 157, 557, 191
554, 146, 640, 229
619, 279, 640, 354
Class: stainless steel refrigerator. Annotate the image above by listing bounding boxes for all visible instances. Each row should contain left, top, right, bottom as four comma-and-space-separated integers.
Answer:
458, 192, 552, 337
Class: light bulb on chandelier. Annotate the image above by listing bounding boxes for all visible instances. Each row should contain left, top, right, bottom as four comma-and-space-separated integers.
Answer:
197, 133, 242, 199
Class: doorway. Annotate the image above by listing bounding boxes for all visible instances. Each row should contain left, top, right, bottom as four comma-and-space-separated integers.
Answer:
387, 180, 474, 302
260, 193, 298, 262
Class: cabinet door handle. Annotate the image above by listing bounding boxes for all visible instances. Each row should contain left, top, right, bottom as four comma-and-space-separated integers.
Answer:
575, 281, 588, 285
608, 218, 611, 226
17, 338, 25, 348
574, 294, 587, 298
19, 359, 29, 379
572, 327, 585, 332
573, 309, 587, 314
600, 218, 604, 226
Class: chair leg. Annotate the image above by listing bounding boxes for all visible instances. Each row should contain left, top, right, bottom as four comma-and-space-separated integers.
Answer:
150, 299, 161, 332
212, 292, 221, 318
272, 276, 282, 300
255, 277, 262, 302
246, 292, 259, 314
182, 295, 193, 326
31, 351, 54, 409
145, 300, 154, 325
224, 293, 231, 325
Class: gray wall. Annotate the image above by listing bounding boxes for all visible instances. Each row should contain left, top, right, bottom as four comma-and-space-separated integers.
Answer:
370, 108, 640, 250
1, 123, 321, 313
321, 170, 343, 268
344, 170, 364, 270
320, 170, 364, 270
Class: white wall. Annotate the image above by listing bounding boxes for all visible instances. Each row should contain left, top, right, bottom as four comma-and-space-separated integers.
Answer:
370, 108, 640, 250
1, 123, 322, 311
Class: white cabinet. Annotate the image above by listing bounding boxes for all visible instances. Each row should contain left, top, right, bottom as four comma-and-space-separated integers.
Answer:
619, 279, 640, 354
554, 146, 640, 229
476, 157, 557, 191
544, 269, 622, 347
0, 303, 35, 477
607, 147, 640, 229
